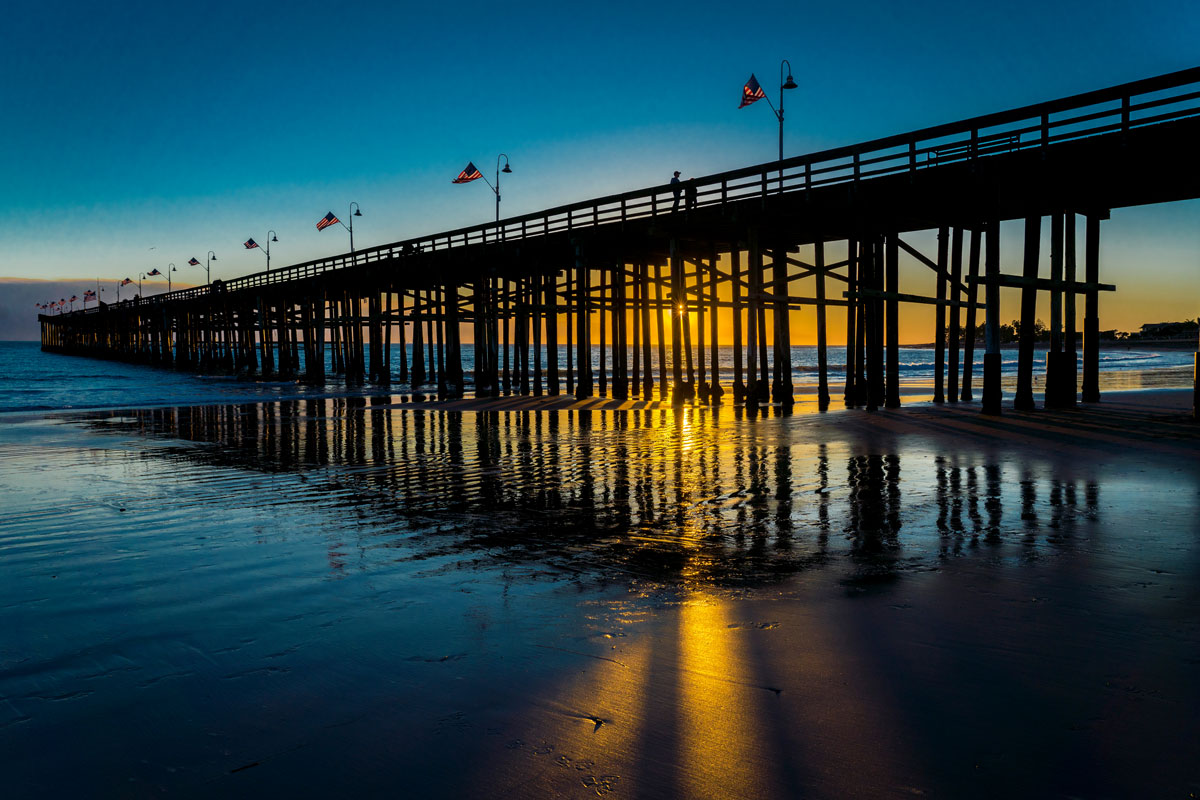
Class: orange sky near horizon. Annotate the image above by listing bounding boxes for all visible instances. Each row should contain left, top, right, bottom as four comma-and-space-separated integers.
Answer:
449, 216, 1198, 346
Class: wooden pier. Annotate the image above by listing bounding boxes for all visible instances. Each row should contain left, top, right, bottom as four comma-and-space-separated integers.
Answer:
39, 68, 1200, 414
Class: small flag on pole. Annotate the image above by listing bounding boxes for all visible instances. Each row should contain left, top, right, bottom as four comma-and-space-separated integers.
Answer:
84, 290, 96, 300
738, 74, 766, 109
120, 278, 132, 286
316, 212, 339, 231
244, 239, 259, 249
147, 268, 162, 276
452, 162, 483, 183
188, 257, 200, 265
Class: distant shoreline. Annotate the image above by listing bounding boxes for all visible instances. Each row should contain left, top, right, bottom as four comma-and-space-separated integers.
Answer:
902, 339, 1197, 350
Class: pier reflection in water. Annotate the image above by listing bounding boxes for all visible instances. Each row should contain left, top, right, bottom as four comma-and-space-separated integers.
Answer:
93, 398, 1105, 586
9, 398, 1196, 798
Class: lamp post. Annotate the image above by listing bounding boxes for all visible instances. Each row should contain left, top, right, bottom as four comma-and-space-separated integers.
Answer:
206, 251, 217, 285
168, 263, 176, 293
494, 154, 511, 222
348, 203, 361, 253
777, 59, 797, 168
139, 272, 146, 297
741, 60, 797, 188
266, 231, 277, 272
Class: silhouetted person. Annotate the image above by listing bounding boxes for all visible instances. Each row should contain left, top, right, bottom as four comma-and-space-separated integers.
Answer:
670, 171, 681, 211
685, 179, 698, 211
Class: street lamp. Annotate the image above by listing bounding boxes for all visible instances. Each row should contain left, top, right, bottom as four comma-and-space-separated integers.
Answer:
495, 155, 511, 222
739, 59, 797, 187
454, 155, 511, 222
778, 59, 797, 167
348, 203, 361, 253
206, 251, 217, 285
168, 263, 176, 292
247, 232, 278, 271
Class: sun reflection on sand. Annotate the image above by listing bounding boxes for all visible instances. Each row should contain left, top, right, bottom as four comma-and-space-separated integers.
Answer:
675, 595, 778, 798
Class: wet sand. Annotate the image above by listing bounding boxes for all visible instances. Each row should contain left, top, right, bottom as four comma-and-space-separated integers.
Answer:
2, 389, 1199, 797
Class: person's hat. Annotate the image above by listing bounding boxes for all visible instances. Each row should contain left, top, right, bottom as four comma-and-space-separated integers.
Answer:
673, 170, 681, 176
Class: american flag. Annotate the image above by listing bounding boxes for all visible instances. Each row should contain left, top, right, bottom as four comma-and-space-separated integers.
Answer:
452, 162, 483, 183
244, 239, 259, 249
738, 74, 766, 109
147, 268, 162, 276
188, 257, 200, 265
120, 278, 132, 286
316, 212, 339, 231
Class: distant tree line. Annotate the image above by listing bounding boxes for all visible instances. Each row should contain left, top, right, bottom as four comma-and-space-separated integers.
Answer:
946, 318, 1197, 344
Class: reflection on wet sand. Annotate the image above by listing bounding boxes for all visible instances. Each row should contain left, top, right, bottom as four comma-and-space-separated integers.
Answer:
4, 393, 1197, 797
87, 398, 1125, 588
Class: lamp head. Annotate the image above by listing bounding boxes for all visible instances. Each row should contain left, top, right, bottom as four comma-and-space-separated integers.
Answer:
783, 74, 798, 90
354, 208, 362, 216
501, 164, 512, 173
271, 234, 278, 242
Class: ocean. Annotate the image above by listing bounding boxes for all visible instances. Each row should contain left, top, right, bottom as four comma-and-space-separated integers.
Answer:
3, 339, 1199, 796
0, 340, 1191, 414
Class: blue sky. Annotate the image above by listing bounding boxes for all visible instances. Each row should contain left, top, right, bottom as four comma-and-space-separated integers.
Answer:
2, 0, 1198, 323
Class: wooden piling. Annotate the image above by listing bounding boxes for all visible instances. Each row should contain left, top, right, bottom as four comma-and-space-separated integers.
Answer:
655, 263, 668, 400
546, 272, 560, 395
934, 227, 948, 403
961, 228, 981, 402
815, 239, 830, 409
947, 228, 963, 402
731, 248, 745, 402
709, 250, 722, 404
772, 244, 794, 406
885, 234, 900, 409
1082, 214, 1102, 403
1015, 214, 1040, 411
844, 238, 858, 407
982, 219, 1002, 415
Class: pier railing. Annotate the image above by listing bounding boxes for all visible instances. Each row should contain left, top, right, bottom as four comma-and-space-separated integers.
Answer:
60, 66, 1200, 313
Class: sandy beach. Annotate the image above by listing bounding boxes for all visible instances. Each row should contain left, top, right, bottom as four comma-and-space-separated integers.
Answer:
2, 387, 1199, 797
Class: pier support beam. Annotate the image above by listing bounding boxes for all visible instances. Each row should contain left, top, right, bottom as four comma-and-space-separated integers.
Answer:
709, 250, 723, 404
885, 233, 900, 409
640, 264, 654, 398
669, 240, 684, 402
947, 227, 963, 402
982, 219, 1002, 415
772, 244, 794, 407
934, 226, 948, 404
1015, 214, 1040, 411
1082, 213, 1103, 403
546, 273, 559, 395
961, 227, 981, 402
1045, 212, 1066, 407
844, 237, 858, 407
731, 248, 745, 402
814, 240, 829, 409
